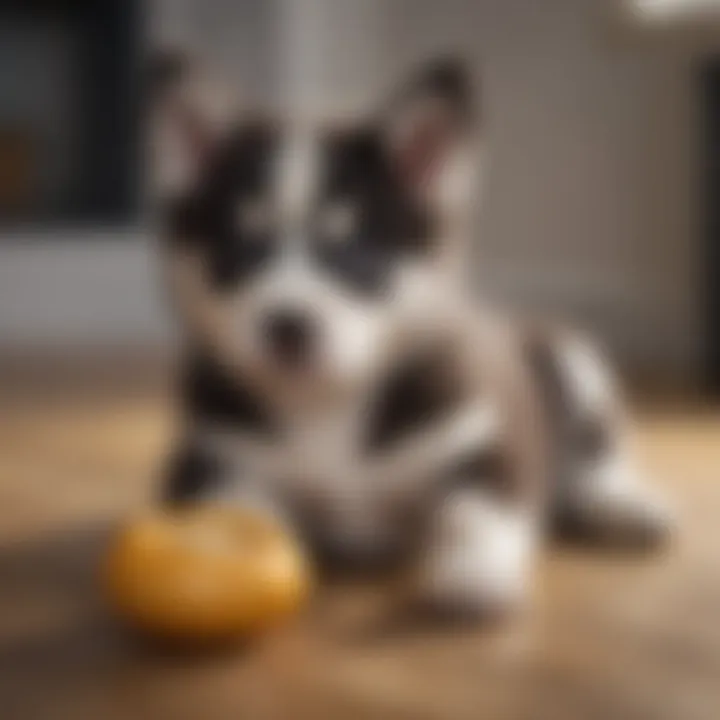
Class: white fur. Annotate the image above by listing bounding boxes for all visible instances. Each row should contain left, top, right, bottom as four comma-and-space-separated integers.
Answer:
370, 400, 501, 500
241, 253, 394, 389
274, 126, 320, 225
167, 247, 395, 400
416, 490, 537, 613
555, 334, 616, 417
195, 392, 503, 559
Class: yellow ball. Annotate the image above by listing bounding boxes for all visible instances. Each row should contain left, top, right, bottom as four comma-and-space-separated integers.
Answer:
103, 506, 311, 643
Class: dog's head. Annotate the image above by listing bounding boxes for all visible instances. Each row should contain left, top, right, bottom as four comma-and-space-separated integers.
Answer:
151, 54, 482, 395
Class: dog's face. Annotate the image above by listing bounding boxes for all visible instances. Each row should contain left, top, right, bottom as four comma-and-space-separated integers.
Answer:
153, 57, 480, 394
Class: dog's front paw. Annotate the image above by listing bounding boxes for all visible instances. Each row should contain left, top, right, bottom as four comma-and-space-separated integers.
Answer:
414, 492, 537, 619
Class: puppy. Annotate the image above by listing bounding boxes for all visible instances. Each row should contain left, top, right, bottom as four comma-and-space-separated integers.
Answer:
150, 53, 672, 616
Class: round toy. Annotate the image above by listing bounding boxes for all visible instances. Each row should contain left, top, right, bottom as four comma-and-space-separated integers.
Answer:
103, 506, 311, 643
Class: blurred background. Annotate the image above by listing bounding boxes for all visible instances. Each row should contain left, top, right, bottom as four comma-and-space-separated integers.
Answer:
1, 3, 720, 719
0, 0, 718, 391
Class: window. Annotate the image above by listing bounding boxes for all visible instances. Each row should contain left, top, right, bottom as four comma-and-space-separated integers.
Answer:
0, 0, 142, 228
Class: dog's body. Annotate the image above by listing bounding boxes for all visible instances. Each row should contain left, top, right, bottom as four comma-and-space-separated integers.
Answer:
152, 54, 672, 614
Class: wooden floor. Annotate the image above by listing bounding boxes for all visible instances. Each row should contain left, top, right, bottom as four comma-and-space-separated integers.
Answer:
1, 363, 719, 720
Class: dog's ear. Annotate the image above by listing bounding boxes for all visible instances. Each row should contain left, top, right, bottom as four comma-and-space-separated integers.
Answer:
147, 49, 236, 199
382, 57, 478, 200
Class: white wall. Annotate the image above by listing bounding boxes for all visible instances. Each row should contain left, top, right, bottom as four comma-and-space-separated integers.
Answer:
0, 0, 703, 379
379, 0, 700, 376
0, 230, 167, 349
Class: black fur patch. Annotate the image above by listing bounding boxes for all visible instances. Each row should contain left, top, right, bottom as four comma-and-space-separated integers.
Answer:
443, 445, 514, 500
390, 57, 476, 128
182, 354, 278, 437
166, 121, 279, 290
161, 442, 224, 504
312, 129, 432, 296
365, 348, 462, 452
165, 124, 435, 297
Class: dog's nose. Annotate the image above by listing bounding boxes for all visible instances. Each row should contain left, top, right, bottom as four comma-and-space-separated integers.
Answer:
262, 309, 316, 366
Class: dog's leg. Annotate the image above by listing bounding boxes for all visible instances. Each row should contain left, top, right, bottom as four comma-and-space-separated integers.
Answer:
162, 440, 225, 505
534, 331, 674, 547
557, 433, 674, 547
414, 487, 538, 617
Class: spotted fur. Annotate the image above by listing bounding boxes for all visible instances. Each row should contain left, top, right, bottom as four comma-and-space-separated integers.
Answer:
151, 51, 673, 616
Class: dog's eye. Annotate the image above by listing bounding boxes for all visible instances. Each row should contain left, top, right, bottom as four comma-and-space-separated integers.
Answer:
317, 202, 357, 244
235, 198, 273, 237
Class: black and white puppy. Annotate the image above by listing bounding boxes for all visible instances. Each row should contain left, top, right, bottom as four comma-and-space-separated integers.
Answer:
150, 54, 672, 615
